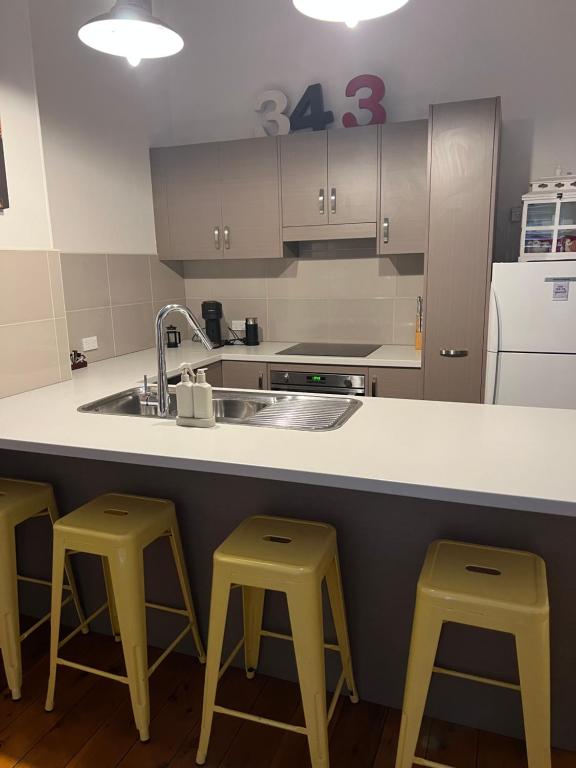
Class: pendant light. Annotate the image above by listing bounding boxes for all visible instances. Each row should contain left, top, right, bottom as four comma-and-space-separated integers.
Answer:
78, 0, 184, 67
293, 0, 411, 28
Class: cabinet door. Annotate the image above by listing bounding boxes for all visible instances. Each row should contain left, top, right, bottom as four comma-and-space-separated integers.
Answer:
424, 98, 500, 403
220, 138, 282, 260
163, 144, 222, 261
222, 361, 268, 390
369, 368, 423, 399
328, 125, 378, 225
150, 149, 172, 259
280, 132, 328, 227
378, 120, 428, 255
195, 362, 223, 388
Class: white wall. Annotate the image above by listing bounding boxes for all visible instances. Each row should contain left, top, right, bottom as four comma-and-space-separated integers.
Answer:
0, 0, 52, 250
147, 0, 576, 262
27, 0, 157, 254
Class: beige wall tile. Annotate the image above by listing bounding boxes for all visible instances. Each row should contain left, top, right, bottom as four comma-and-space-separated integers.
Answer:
150, 255, 185, 301
0, 320, 60, 398
187, 297, 268, 340
66, 307, 115, 363
153, 298, 192, 341
0, 251, 53, 324
61, 253, 110, 311
54, 317, 72, 381
108, 253, 152, 306
391, 254, 425, 297
48, 252, 66, 317
393, 298, 418, 345
268, 298, 394, 344
112, 302, 154, 356
184, 259, 268, 299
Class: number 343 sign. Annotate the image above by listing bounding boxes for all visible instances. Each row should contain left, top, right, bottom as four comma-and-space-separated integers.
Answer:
255, 75, 386, 137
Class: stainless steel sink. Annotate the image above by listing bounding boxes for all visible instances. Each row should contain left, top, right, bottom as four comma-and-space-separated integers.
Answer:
78, 387, 361, 431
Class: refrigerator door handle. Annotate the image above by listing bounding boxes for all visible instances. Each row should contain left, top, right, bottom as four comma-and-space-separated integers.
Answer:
484, 285, 501, 404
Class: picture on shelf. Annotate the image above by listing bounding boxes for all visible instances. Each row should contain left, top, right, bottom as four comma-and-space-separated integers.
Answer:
0, 119, 9, 210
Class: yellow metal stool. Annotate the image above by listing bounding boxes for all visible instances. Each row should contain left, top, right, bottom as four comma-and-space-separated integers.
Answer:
196, 515, 359, 768
395, 540, 550, 768
0, 478, 87, 700
45, 492, 206, 742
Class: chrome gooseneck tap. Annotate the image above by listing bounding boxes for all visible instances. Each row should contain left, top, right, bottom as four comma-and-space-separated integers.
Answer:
154, 304, 214, 417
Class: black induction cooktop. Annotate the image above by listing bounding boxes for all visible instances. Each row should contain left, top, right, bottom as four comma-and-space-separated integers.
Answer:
278, 343, 381, 357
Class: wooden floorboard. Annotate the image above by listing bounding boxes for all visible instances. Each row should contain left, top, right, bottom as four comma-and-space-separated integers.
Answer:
0, 629, 575, 768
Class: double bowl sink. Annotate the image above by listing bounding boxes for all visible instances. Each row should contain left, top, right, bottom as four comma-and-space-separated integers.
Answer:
79, 386, 361, 432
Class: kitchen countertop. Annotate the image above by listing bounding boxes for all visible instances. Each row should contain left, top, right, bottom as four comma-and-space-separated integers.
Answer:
0, 342, 574, 517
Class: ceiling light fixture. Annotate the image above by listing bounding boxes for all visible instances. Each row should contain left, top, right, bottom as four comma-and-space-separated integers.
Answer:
292, 0, 411, 28
78, 0, 184, 68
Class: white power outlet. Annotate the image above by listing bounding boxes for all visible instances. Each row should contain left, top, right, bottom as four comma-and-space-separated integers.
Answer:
82, 336, 98, 352
231, 320, 246, 332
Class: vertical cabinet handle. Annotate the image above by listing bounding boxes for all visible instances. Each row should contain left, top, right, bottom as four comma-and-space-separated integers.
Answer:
330, 188, 337, 214
213, 226, 221, 250
319, 189, 325, 215
224, 226, 231, 250
382, 218, 390, 244
258, 372, 264, 390
371, 377, 377, 397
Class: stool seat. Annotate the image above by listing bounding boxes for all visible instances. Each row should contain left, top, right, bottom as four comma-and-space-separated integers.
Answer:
421, 540, 548, 615
216, 516, 336, 576
54, 493, 175, 548
0, 478, 54, 525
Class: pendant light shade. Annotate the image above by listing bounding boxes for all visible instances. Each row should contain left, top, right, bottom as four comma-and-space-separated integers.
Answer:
78, 0, 183, 67
293, 0, 411, 28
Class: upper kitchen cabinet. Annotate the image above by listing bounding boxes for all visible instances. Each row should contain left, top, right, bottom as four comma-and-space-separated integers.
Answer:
280, 125, 378, 241
423, 98, 501, 404
150, 137, 284, 260
377, 120, 428, 256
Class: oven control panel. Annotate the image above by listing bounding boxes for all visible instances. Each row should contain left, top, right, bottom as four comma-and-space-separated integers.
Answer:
271, 371, 365, 396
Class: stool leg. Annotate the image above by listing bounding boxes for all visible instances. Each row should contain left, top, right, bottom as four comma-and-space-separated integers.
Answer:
108, 546, 150, 742
395, 600, 443, 768
516, 621, 551, 768
46, 493, 88, 635
45, 536, 66, 711
325, 555, 358, 703
287, 583, 329, 768
0, 519, 22, 700
102, 558, 121, 642
168, 524, 206, 663
242, 586, 265, 679
196, 574, 231, 766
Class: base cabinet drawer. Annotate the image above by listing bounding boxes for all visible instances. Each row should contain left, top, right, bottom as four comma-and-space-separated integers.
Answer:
222, 361, 268, 390
369, 368, 423, 399
194, 362, 223, 388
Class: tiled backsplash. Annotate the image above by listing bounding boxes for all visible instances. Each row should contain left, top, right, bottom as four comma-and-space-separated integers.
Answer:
184, 241, 424, 345
0, 250, 71, 398
61, 253, 187, 363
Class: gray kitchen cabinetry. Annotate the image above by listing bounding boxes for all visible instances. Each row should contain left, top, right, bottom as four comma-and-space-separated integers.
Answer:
195, 361, 223, 388
222, 360, 268, 390
368, 368, 423, 399
423, 97, 501, 403
150, 137, 283, 261
378, 120, 428, 256
280, 126, 378, 241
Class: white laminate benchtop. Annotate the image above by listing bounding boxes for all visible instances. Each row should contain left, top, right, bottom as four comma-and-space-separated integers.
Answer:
0, 342, 574, 518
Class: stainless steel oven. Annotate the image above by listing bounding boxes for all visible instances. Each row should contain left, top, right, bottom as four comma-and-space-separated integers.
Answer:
270, 370, 366, 396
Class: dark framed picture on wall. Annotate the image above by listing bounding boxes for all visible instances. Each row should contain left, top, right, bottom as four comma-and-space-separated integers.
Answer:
0, 119, 9, 210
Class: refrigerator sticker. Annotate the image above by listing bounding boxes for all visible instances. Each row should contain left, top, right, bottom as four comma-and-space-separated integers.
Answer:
552, 281, 569, 301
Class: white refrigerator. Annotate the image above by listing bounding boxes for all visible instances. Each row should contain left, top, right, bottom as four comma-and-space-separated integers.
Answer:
485, 261, 576, 408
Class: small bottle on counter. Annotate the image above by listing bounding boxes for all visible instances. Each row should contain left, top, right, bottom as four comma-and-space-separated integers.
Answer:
175, 363, 195, 418
193, 368, 214, 421
176, 367, 216, 428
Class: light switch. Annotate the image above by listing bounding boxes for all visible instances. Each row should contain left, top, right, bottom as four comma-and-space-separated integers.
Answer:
82, 336, 98, 351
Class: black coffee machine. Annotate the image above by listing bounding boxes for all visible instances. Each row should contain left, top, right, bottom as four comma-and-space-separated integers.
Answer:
201, 301, 224, 347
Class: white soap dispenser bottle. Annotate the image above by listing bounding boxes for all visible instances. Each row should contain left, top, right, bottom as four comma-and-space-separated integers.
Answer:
193, 367, 215, 425
175, 363, 195, 419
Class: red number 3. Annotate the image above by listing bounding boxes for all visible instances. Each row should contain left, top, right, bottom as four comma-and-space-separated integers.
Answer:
342, 75, 387, 128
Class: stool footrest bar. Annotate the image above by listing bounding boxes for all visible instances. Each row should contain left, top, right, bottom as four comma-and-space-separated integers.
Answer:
148, 625, 193, 677
433, 666, 521, 692
59, 601, 108, 649
19, 595, 74, 642
414, 758, 454, 768
145, 601, 188, 617
327, 671, 345, 722
218, 638, 244, 681
56, 658, 128, 684
213, 705, 307, 735
260, 630, 339, 652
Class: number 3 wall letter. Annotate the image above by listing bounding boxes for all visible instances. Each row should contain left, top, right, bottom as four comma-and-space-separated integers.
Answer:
342, 75, 387, 127
255, 90, 291, 137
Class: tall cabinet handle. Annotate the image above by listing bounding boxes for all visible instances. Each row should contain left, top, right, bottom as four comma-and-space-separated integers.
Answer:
371, 377, 377, 397
330, 188, 337, 214
319, 189, 325, 215
382, 218, 390, 244
224, 226, 231, 250
440, 349, 469, 358
258, 372, 264, 390
213, 226, 221, 250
